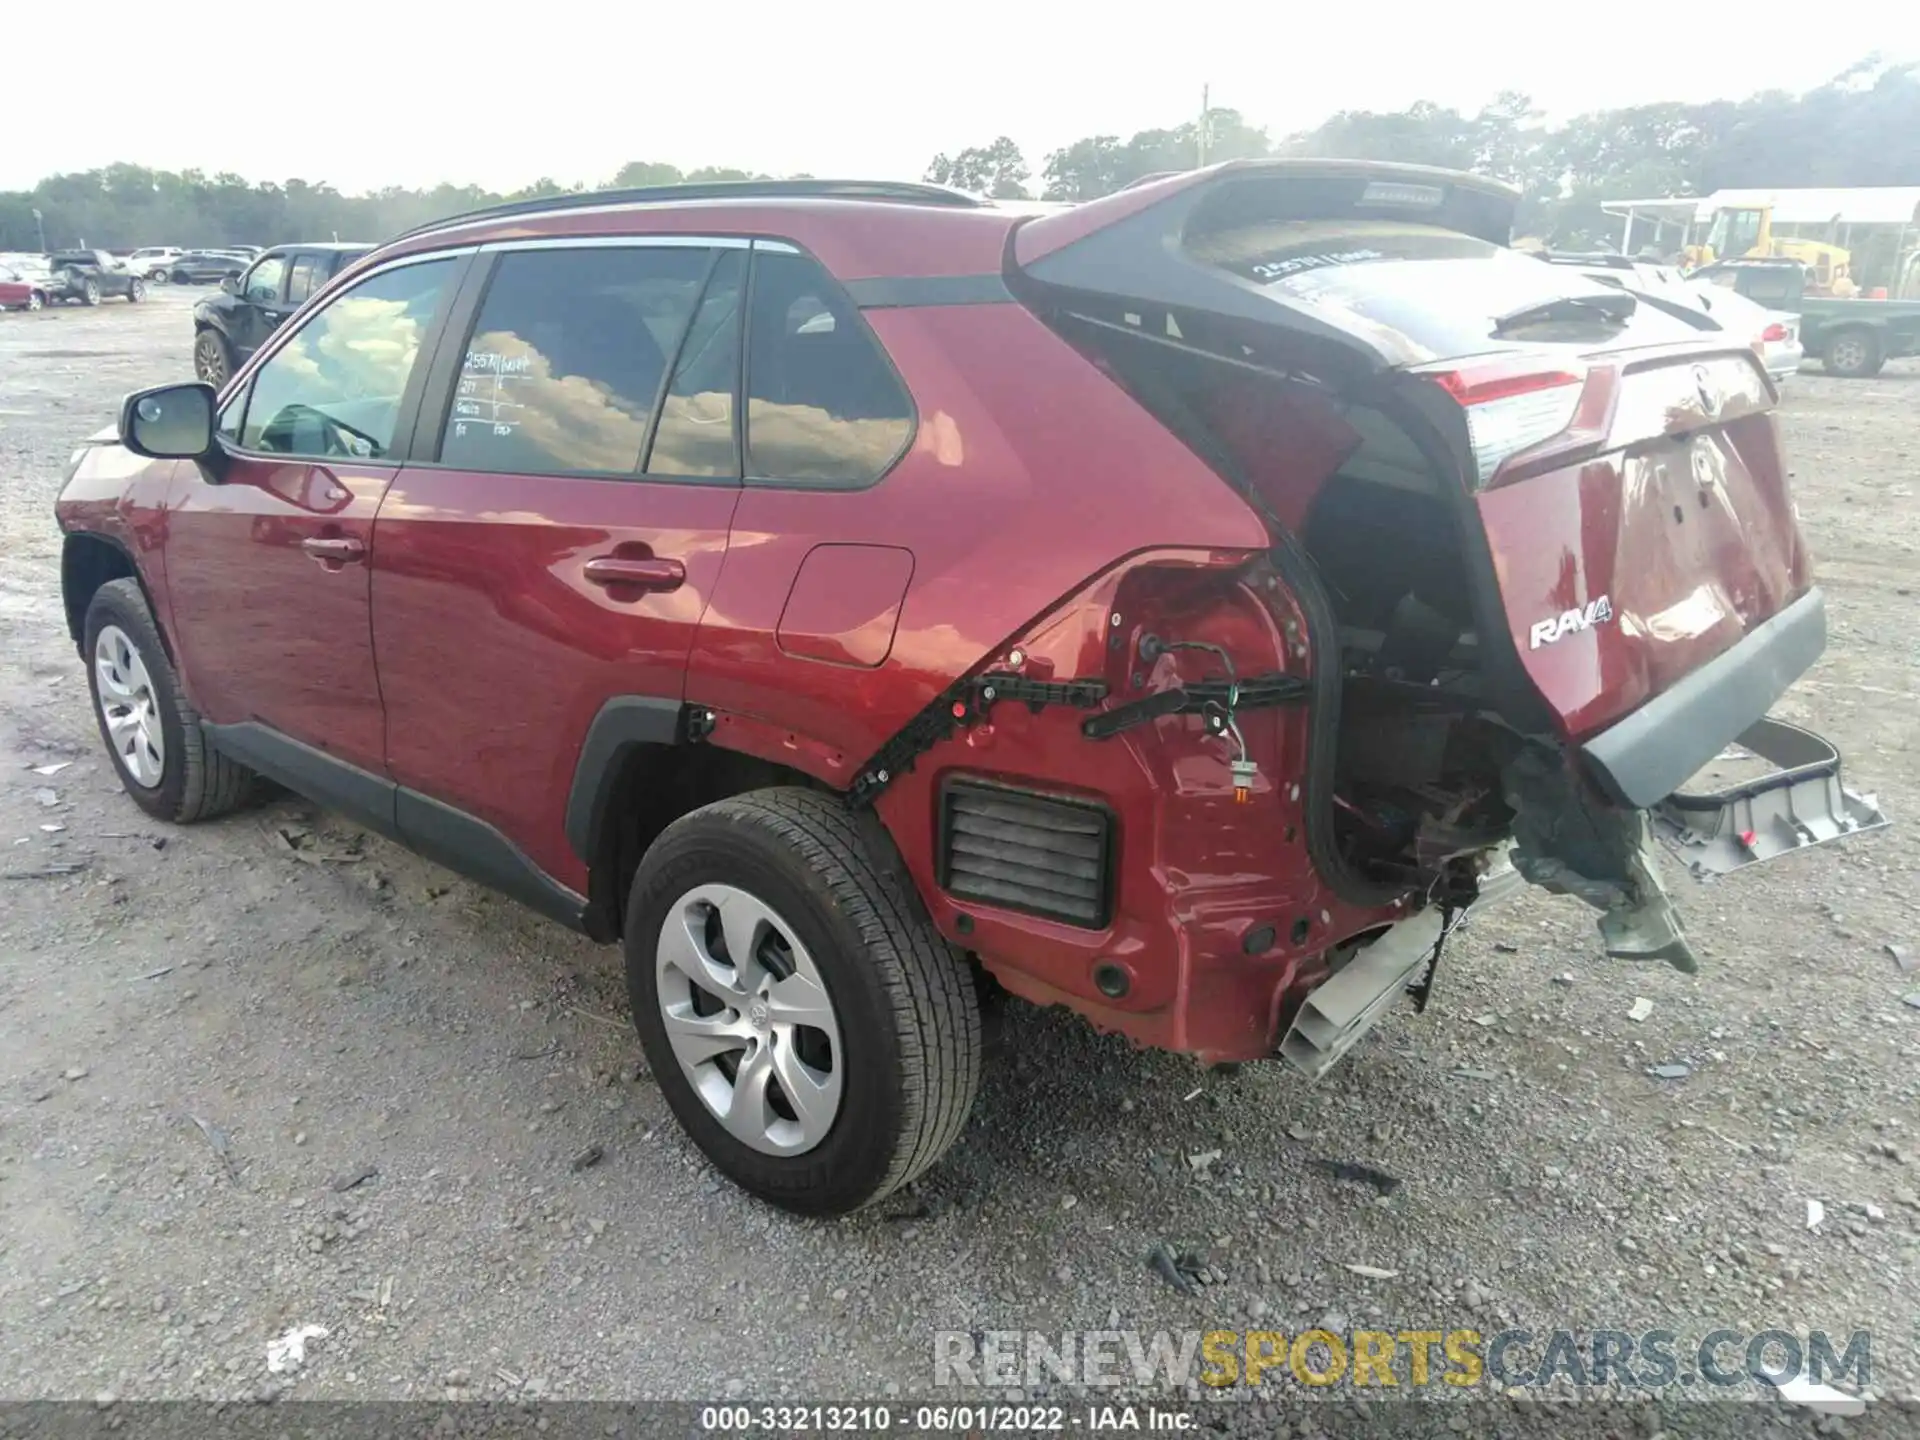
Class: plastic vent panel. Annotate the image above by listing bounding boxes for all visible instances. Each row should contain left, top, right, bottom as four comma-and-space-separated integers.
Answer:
938, 778, 1115, 929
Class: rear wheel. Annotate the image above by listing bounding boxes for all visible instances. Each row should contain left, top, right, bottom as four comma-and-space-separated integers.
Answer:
127, 279, 146, 303
83, 579, 256, 824
27, 291, 43, 312
1824, 328, 1883, 378
193, 328, 233, 387
624, 788, 981, 1214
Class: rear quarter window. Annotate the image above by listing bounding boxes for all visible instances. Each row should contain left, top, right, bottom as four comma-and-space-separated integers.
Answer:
1188, 221, 1708, 363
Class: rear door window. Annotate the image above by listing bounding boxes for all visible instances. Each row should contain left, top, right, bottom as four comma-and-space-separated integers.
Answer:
437, 245, 710, 477
1188, 221, 1708, 363
743, 250, 913, 487
285, 255, 323, 306
644, 249, 745, 479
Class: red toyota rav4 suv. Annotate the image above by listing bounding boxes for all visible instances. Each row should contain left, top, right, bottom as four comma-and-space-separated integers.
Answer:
56, 165, 1882, 1213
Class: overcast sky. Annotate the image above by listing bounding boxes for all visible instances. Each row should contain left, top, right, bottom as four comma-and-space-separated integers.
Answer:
8, 0, 1917, 193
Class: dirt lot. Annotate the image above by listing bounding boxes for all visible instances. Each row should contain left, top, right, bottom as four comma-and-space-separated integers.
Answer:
1, 288, 1917, 1425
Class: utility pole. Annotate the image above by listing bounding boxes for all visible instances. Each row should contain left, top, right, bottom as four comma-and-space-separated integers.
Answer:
32, 207, 46, 254
1197, 84, 1211, 168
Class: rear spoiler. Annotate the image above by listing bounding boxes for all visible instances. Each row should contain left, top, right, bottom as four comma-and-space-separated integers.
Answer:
1010, 160, 1519, 364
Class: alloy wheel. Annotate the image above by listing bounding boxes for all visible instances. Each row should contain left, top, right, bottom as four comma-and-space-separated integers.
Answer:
93, 624, 165, 788
1830, 337, 1867, 372
655, 883, 843, 1156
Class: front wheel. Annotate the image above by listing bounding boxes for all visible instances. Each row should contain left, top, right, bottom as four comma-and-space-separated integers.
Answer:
193, 328, 233, 387
83, 579, 257, 824
624, 788, 981, 1214
27, 291, 43, 312
127, 279, 146, 303
80, 280, 100, 306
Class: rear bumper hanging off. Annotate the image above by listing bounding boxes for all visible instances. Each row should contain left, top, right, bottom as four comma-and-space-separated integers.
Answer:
1581, 588, 1827, 809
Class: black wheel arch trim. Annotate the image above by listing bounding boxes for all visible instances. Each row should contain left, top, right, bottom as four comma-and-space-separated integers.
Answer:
203, 720, 589, 931
62, 530, 170, 657
563, 695, 688, 863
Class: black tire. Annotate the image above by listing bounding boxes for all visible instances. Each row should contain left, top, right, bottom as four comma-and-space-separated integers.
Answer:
624, 788, 981, 1215
1823, 327, 1883, 378
193, 328, 233, 387
82, 578, 256, 824
170, 269, 190, 285
126, 279, 145, 303
80, 280, 100, 306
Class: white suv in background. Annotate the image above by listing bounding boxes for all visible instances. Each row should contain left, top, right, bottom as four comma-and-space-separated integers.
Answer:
125, 247, 185, 281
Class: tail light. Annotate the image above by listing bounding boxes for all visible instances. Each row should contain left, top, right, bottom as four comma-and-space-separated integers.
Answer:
1760, 322, 1791, 343
1425, 358, 1592, 487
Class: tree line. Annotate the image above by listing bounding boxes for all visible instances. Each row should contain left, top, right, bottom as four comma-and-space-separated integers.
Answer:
3, 59, 1914, 255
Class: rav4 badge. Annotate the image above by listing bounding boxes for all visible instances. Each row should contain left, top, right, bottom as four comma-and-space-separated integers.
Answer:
1529, 596, 1614, 650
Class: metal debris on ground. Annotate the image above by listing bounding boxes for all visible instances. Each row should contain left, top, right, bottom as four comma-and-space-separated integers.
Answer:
29, 762, 72, 776
329, 1163, 378, 1193
184, 1113, 238, 1181
1768, 1373, 1865, 1417
1646, 1063, 1692, 1080
1145, 1242, 1198, 1295
1886, 942, 1913, 971
1, 861, 89, 881
1310, 1159, 1402, 1196
1806, 1199, 1825, 1231
570, 1143, 605, 1173
1628, 997, 1654, 1022
1185, 1149, 1221, 1173
1343, 1263, 1398, 1279
33, 788, 58, 807
265, 1324, 328, 1374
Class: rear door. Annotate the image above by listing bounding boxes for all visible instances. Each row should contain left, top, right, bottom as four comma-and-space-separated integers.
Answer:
370, 237, 747, 890
1014, 164, 1813, 742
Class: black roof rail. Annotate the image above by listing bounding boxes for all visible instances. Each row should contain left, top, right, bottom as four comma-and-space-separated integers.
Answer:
393, 179, 981, 242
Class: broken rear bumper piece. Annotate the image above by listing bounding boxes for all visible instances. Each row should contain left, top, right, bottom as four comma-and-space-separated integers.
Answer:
1653, 718, 1888, 877
1509, 588, 1887, 971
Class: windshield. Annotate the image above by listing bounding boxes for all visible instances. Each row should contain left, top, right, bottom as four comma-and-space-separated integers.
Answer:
1188, 221, 1706, 364
1705, 209, 1765, 258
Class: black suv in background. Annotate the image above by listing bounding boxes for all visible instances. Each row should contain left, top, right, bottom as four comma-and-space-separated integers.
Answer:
169, 252, 248, 285
46, 251, 145, 305
191, 242, 370, 385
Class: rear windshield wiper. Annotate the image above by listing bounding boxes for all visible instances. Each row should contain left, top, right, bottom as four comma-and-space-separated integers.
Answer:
1492, 292, 1636, 335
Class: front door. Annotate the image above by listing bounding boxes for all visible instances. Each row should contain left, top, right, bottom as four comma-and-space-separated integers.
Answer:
165, 253, 467, 774
372, 240, 748, 888
231, 251, 292, 360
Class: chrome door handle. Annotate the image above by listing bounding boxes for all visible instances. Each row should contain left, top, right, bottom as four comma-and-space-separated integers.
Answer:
583, 556, 686, 593
301, 535, 366, 565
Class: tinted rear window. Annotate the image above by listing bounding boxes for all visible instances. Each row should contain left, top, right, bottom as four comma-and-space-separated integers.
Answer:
1187, 221, 1707, 363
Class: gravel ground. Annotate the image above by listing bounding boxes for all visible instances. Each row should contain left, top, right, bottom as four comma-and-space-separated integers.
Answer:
1, 289, 1916, 1432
